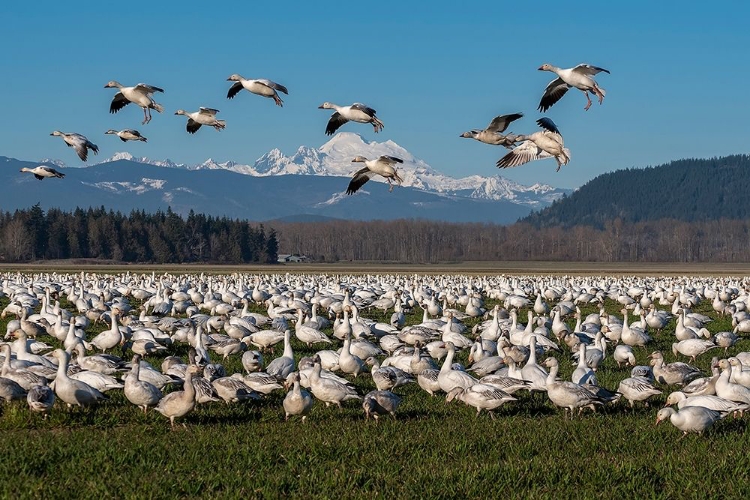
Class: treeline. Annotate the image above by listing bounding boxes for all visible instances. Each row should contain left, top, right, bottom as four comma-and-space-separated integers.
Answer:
269, 217, 750, 263
1, 205, 278, 264
525, 155, 750, 228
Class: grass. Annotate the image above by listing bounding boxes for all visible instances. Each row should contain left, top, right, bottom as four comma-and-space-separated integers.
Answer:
2, 271, 750, 498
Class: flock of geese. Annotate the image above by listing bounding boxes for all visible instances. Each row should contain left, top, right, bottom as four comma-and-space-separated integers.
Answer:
0, 271, 748, 437
20, 63, 609, 193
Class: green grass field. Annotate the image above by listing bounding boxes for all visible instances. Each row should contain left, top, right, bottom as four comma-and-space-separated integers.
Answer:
2, 272, 750, 499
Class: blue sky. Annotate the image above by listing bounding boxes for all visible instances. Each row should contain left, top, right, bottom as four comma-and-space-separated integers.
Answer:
2, 1, 748, 188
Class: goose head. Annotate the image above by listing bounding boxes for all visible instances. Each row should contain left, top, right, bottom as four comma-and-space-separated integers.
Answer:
174, 109, 187, 116
226, 74, 244, 82
351, 156, 368, 163
655, 407, 675, 425
459, 131, 478, 139
538, 63, 555, 72
50, 131, 63, 137
104, 80, 122, 88
105, 129, 118, 135
318, 102, 335, 110
542, 357, 558, 369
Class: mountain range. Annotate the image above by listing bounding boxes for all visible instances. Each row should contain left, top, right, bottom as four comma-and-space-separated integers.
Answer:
11, 133, 571, 223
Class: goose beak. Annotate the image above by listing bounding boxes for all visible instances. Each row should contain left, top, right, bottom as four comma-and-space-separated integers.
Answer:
537, 66, 545, 71
317, 105, 325, 109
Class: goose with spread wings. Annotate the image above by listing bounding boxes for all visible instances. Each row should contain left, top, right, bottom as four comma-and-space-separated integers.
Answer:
538, 63, 610, 112
460, 113, 523, 148
346, 156, 404, 195
50, 131, 99, 162
20, 165, 65, 180
104, 81, 165, 124
319, 102, 384, 135
496, 118, 570, 171
174, 108, 226, 134
226, 74, 288, 106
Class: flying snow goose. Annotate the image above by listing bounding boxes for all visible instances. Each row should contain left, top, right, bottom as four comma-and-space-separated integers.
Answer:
346, 156, 404, 195
226, 74, 288, 106
50, 131, 98, 161
538, 63, 610, 112
460, 113, 523, 148
318, 102, 384, 135
174, 108, 226, 134
105, 129, 147, 142
496, 118, 570, 171
20, 166, 65, 180
104, 81, 165, 124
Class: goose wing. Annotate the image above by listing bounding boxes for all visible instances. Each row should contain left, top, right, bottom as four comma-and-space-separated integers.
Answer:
496, 141, 549, 169
325, 112, 348, 135
199, 107, 219, 116
186, 119, 202, 134
573, 64, 610, 76
486, 113, 523, 133
110, 92, 130, 114
346, 167, 377, 195
538, 77, 570, 112
227, 82, 244, 99
43, 167, 65, 179
350, 103, 376, 117
134, 83, 164, 94
257, 79, 288, 95
378, 156, 403, 165
536, 117, 561, 134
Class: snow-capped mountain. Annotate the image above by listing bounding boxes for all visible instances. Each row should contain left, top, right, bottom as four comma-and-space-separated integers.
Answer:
93, 133, 569, 207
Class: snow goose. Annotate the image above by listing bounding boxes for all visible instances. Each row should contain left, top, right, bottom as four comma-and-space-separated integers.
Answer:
174, 108, 226, 133
294, 309, 332, 347
459, 113, 523, 148
649, 351, 700, 386
266, 329, 295, 381
308, 356, 361, 409
715, 359, 750, 404
104, 81, 164, 124
155, 364, 200, 429
496, 118, 570, 171
617, 376, 661, 408
318, 102, 384, 135
728, 357, 750, 387
211, 376, 258, 404
542, 357, 604, 417
19, 165, 65, 180
339, 332, 366, 378
613, 344, 636, 368
655, 406, 725, 437
241, 350, 263, 373
239, 371, 282, 394
346, 155, 404, 194
124, 354, 163, 413
671, 339, 718, 363
50, 349, 107, 407
363, 390, 402, 420
366, 357, 414, 391
226, 74, 288, 106
438, 342, 478, 393
1, 344, 47, 390
50, 131, 98, 161
0, 376, 26, 402
283, 372, 313, 421
446, 383, 516, 419
665, 391, 749, 414
537, 63, 610, 112
105, 129, 147, 142
571, 343, 597, 385
27, 384, 55, 417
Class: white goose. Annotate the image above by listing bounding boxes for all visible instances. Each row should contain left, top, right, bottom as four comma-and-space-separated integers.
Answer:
446, 383, 516, 418
346, 156, 404, 194
283, 372, 313, 421
20, 165, 65, 180
537, 63, 610, 112
105, 129, 147, 142
617, 376, 662, 408
155, 364, 200, 429
104, 81, 164, 124
459, 113, 523, 148
50, 131, 99, 161
542, 357, 604, 417
665, 391, 749, 414
318, 102, 384, 135
124, 354, 163, 413
27, 385, 55, 417
226, 74, 288, 106
266, 329, 295, 381
496, 118, 570, 171
655, 406, 725, 436
50, 349, 107, 407
438, 342, 478, 394
294, 310, 332, 347
175, 108, 226, 133
308, 357, 361, 409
